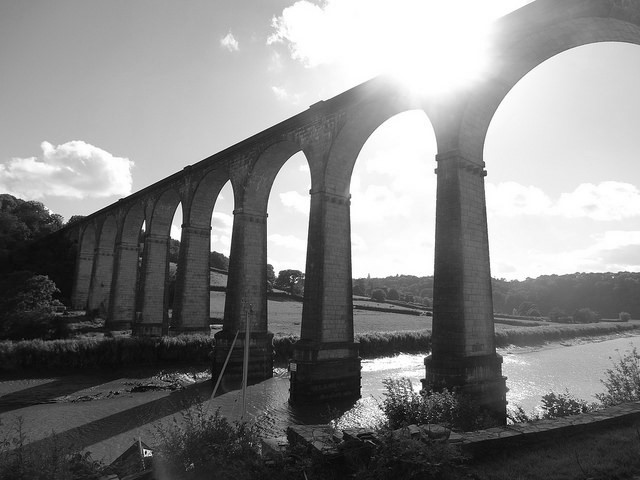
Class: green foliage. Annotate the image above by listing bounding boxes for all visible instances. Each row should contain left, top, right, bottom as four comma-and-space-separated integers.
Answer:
153, 405, 266, 479
381, 378, 461, 430
266, 263, 275, 284
0, 273, 64, 340
210, 251, 229, 271
275, 269, 304, 295
619, 311, 631, 322
492, 272, 640, 319
572, 307, 599, 323
387, 288, 400, 301
0, 417, 104, 480
352, 283, 366, 296
169, 238, 181, 263
0, 335, 215, 372
0, 273, 59, 313
371, 289, 386, 302
355, 434, 464, 480
539, 390, 595, 418
517, 301, 541, 317
494, 322, 639, 348
0, 195, 64, 256
596, 345, 640, 407
507, 405, 539, 424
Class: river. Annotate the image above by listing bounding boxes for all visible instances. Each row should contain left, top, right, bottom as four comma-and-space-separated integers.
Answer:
1, 334, 638, 464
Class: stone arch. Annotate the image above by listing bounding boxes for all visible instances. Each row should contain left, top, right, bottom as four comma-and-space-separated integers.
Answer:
137, 188, 182, 336
172, 169, 231, 334
71, 222, 96, 309
107, 203, 145, 329
147, 188, 182, 236
457, 3, 640, 161
189, 167, 231, 226
244, 140, 304, 213
120, 202, 145, 245
87, 215, 117, 315
324, 98, 433, 197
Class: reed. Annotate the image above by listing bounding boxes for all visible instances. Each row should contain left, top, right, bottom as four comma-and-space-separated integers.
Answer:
495, 322, 640, 348
0, 335, 215, 372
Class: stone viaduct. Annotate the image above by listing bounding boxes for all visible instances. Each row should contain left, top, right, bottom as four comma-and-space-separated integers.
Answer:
60, 0, 640, 420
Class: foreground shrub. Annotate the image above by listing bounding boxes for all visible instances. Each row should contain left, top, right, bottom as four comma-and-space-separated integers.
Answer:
620, 311, 631, 322
0, 418, 104, 480
381, 377, 489, 431
153, 405, 267, 480
0, 335, 215, 371
596, 345, 640, 407
540, 390, 596, 418
355, 434, 464, 480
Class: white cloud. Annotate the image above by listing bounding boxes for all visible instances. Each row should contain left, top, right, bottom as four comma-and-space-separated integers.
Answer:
486, 182, 553, 217
271, 85, 302, 104
555, 182, 640, 221
211, 234, 231, 249
266, 0, 525, 92
351, 233, 368, 252
487, 181, 640, 220
170, 224, 182, 240
0, 141, 133, 200
351, 183, 413, 224
220, 31, 239, 52
211, 212, 233, 231
279, 190, 308, 213
268, 233, 306, 251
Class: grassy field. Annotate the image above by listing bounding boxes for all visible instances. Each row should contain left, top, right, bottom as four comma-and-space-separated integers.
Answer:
210, 292, 433, 336
465, 417, 640, 479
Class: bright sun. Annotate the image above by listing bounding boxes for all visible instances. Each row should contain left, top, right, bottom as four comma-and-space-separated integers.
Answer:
270, 0, 528, 94
374, 2, 495, 95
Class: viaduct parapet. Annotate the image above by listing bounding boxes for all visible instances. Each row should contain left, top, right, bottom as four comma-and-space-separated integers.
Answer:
59, 0, 640, 420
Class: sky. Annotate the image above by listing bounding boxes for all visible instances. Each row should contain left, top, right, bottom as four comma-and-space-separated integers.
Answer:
1, 0, 639, 281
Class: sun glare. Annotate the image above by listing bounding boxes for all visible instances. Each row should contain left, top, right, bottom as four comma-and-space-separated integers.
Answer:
379, 2, 494, 95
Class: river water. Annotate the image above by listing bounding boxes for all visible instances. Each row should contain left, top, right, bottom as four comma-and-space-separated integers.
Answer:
1, 334, 638, 464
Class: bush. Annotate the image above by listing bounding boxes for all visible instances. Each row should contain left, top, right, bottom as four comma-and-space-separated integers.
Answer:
619, 312, 631, 322
371, 289, 386, 302
572, 308, 599, 324
153, 405, 267, 479
596, 345, 640, 407
380, 377, 491, 431
539, 390, 596, 418
0, 417, 104, 479
355, 434, 464, 480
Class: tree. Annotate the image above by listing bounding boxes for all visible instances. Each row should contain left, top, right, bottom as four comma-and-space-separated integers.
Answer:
275, 269, 304, 295
573, 307, 599, 323
0, 195, 64, 258
596, 346, 640, 406
168, 239, 181, 263
387, 288, 400, 301
0, 272, 59, 314
65, 215, 86, 226
210, 251, 229, 271
266, 264, 275, 285
371, 289, 386, 302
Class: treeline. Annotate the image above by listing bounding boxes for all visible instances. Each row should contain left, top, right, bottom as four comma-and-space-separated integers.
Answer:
0, 194, 76, 303
353, 275, 434, 304
492, 272, 640, 319
355, 272, 640, 319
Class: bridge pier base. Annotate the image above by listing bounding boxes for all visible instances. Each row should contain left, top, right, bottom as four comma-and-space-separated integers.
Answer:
422, 353, 507, 424
289, 341, 361, 404
211, 330, 274, 391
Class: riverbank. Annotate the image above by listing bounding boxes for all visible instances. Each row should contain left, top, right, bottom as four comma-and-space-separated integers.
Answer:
1, 319, 638, 373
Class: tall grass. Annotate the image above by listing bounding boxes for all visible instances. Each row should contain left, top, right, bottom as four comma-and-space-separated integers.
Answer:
2, 322, 638, 372
0, 335, 214, 372
495, 322, 640, 348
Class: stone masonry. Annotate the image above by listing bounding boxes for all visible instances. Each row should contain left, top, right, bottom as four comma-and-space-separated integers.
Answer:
62, 0, 640, 417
